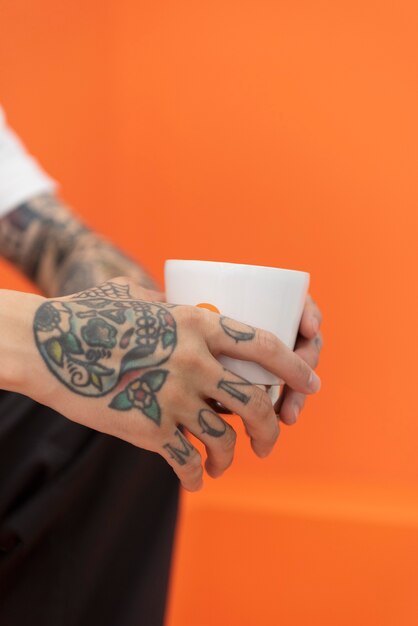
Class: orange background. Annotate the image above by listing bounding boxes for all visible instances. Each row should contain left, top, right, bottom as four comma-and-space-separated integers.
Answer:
1, 1, 418, 625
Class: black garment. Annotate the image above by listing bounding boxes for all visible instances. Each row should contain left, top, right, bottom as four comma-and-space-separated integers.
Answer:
0, 391, 180, 626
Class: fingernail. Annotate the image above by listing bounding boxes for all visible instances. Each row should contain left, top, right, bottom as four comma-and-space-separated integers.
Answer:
312, 317, 320, 334
293, 403, 301, 420
308, 371, 321, 392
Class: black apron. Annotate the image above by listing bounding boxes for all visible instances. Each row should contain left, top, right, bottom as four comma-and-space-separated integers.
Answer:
0, 391, 180, 626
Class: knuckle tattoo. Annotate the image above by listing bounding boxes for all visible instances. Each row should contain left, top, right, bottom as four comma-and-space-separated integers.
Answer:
217, 369, 251, 405
163, 429, 197, 466
219, 316, 256, 343
198, 408, 227, 438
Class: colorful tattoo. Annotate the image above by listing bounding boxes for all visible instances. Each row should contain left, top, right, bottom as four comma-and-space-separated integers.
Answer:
109, 370, 168, 425
33, 282, 176, 424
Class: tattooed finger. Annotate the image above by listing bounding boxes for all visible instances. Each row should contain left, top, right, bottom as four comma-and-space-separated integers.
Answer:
203, 362, 280, 458
161, 428, 204, 491
217, 369, 252, 405
185, 407, 236, 478
208, 319, 320, 396
198, 408, 227, 437
219, 316, 256, 343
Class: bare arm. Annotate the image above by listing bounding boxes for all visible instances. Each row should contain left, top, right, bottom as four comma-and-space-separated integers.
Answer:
0, 192, 158, 296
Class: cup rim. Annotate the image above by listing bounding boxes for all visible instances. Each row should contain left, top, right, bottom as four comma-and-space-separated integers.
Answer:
165, 259, 309, 277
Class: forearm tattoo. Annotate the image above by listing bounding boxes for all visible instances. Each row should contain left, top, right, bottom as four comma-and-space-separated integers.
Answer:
0, 193, 157, 296
34, 282, 176, 425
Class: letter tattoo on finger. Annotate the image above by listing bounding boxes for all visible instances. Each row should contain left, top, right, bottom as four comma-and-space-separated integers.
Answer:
220, 316, 255, 343
163, 429, 195, 465
217, 369, 251, 405
198, 408, 227, 437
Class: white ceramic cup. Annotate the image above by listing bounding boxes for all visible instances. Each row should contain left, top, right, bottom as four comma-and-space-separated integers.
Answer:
164, 260, 310, 400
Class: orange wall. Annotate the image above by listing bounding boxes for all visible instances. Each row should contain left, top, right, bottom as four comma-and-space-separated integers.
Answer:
1, 1, 418, 623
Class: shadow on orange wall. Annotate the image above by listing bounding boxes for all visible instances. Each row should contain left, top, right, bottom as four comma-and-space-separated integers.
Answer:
1, 1, 418, 624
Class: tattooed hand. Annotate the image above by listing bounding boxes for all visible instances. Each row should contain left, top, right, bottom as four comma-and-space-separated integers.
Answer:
29, 277, 321, 491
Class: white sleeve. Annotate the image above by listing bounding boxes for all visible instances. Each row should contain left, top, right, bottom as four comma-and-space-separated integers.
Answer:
0, 107, 57, 219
